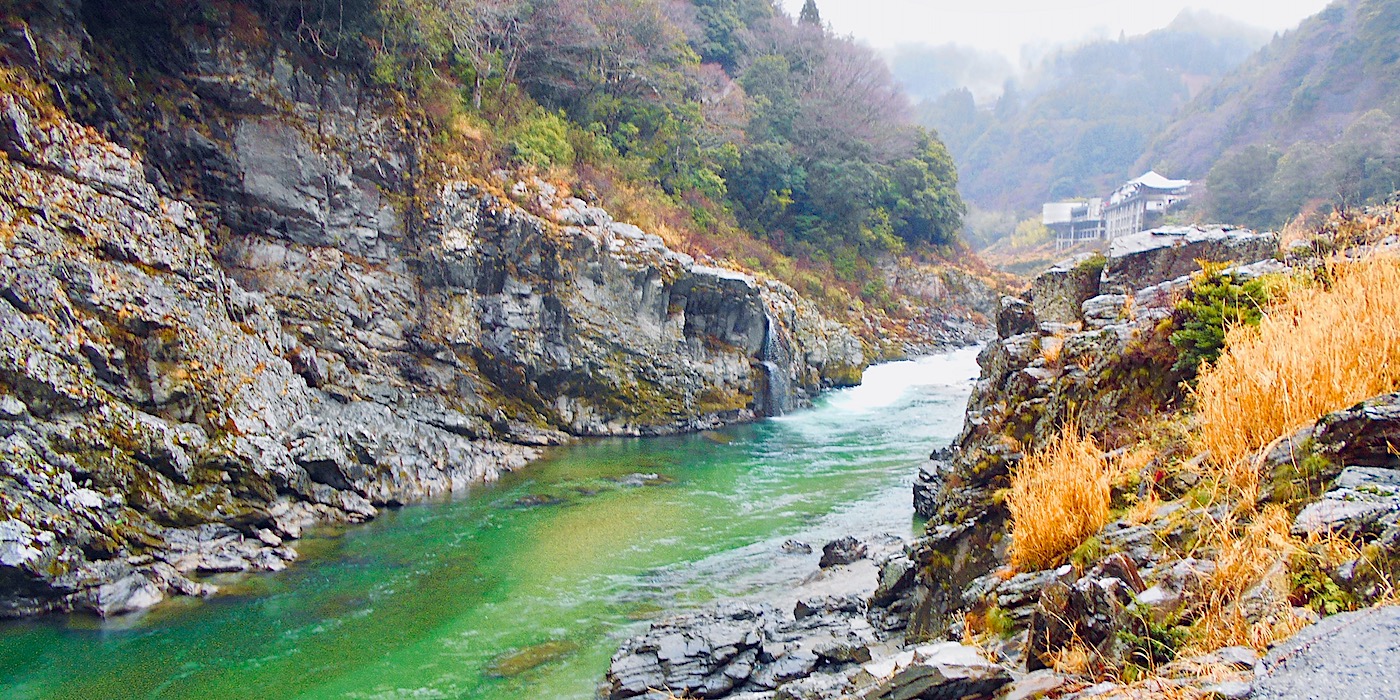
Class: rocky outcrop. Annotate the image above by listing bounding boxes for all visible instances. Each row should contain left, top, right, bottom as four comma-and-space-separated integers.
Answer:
907, 228, 1280, 640
0, 26, 863, 615
891, 222, 1400, 698
1101, 226, 1279, 294
602, 532, 951, 700
604, 600, 1009, 700
0, 83, 451, 617
1266, 393, 1400, 603
819, 537, 868, 568
605, 601, 879, 699
883, 259, 1001, 355
1029, 253, 1102, 325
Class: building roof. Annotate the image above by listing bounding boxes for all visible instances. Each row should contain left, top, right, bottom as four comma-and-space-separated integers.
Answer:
1107, 171, 1192, 207
1129, 171, 1191, 190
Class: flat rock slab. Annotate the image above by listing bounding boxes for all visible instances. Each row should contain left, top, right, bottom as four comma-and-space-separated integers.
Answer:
1254, 606, 1400, 700
1291, 467, 1400, 537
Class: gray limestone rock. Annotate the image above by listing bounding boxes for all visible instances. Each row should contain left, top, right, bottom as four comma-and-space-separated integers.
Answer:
607, 590, 887, 699
1313, 392, 1400, 468
996, 296, 1036, 338
913, 454, 951, 519
856, 642, 1010, 700
1026, 558, 1144, 671
606, 604, 774, 699
1030, 254, 1103, 325
772, 671, 853, 700
999, 669, 1068, 700
1292, 467, 1400, 538
819, 537, 868, 568
1080, 294, 1129, 330
1101, 226, 1279, 294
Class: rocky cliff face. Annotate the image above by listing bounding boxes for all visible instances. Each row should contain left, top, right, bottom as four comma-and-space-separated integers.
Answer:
0, 3, 865, 617
906, 226, 1283, 640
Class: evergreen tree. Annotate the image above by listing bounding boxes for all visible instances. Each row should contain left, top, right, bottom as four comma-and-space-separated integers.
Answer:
799, 0, 821, 27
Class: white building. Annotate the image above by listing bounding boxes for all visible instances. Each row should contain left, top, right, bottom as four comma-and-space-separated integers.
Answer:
1103, 171, 1192, 240
1043, 172, 1191, 249
1043, 198, 1105, 249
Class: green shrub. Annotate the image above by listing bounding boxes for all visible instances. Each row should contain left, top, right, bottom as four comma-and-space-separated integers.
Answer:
510, 110, 575, 168
1289, 552, 1358, 615
1118, 605, 1189, 667
1169, 265, 1280, 375
1074, 252, 1107, 277
984, 605, 1016, 638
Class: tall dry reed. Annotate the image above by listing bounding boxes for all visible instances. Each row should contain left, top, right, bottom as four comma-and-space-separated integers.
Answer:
1193, 256, 1400, 499
1008, 430, 1114, 571
1186, 506, 1307, 653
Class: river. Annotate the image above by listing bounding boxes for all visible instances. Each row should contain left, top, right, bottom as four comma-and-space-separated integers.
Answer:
0, 347, 980, 700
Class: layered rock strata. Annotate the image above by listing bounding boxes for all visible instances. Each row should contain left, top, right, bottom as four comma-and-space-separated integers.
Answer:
0, 56, 861, 615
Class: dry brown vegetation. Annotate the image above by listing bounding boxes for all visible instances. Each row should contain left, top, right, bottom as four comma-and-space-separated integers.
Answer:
1184, 506, 1311, 653
1008, 430, 1115, 571
1193, 255, 1400, 500
1048, 641, 1096, 675
986, 225, 1400, 698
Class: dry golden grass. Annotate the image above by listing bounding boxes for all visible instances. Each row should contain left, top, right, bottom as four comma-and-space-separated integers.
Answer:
1125, 490, 1162, 526
1302, 528, 1363, 567
1049, 641, 1095, 675
1186, 506, 1308, 653
1210, 506, 1297, 601
1115, 445, 1158, 482
1039, 333, 1066, 367
1193, 256, 1400, 500
1187, 603, 1314, 656
1008, 430, 1114, 571
1109, 679, 1206, 700
1277, 214, 1318, 251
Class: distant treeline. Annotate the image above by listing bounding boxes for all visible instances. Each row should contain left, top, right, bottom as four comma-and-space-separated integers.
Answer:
1151, 0, 1400, 230
908, 10, 1266, 216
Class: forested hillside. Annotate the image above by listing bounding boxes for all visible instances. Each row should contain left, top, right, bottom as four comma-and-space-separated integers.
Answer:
1144, 0, 1400, 230
911, 10, 1266, 216
88, 0, 965, 307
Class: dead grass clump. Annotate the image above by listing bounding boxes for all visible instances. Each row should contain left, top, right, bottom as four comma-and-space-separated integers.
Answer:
1048, 641, 1095, 675
1188, 603, 1314, 656
1209, 506, 1297, 603
1008, 430, 1114, 571
1187, 506, 1307, 653
1039, 333, 1066, 367
1193, 256, 1400, 499
1125, 490, 1161, 526
1302, 528, 1363, 568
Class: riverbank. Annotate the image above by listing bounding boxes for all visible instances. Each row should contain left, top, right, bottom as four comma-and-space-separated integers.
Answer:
606, 216, 1400, 700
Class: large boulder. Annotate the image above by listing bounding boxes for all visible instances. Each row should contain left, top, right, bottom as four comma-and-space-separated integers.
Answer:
995, 296, 1036, 338
1313, 393, 1400, 468
1100, 226, 1278, 294
606, 604, 772, 699
1029, 253, 1103, 325
1025, 555, 1147, 671
855, 642, 1010, 700
606, 598, 882, 699
819, 537, 869, 568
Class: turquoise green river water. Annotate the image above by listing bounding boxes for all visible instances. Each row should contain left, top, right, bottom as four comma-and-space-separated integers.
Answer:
0, 348, 980, 700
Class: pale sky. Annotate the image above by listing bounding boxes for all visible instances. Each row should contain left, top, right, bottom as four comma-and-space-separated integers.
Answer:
780, 0, 1337, 62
